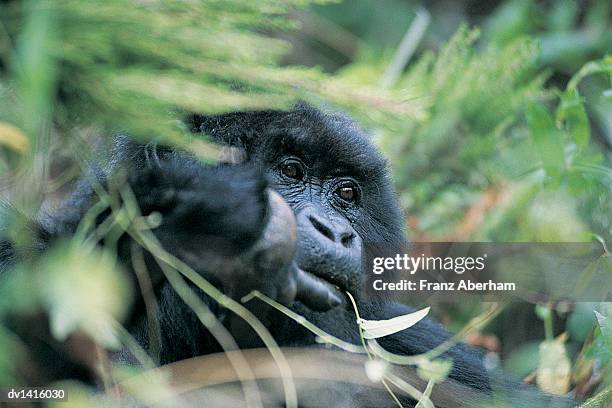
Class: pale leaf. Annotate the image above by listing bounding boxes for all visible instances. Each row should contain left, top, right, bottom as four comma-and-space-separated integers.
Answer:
536, 339, 571, 395
0, 122, 29, 153
359, 307, 430, 339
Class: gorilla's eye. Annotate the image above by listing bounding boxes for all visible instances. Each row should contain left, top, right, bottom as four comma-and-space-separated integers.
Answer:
280, 158, 305, 180
335, 181, 360, 203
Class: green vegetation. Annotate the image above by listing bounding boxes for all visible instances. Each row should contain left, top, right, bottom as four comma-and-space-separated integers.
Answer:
0, 0, 610, 406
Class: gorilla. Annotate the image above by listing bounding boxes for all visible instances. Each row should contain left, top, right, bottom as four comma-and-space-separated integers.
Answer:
0, 103, 572, 407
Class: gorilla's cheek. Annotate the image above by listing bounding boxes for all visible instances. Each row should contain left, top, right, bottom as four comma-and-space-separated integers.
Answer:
293, 206, 363, 294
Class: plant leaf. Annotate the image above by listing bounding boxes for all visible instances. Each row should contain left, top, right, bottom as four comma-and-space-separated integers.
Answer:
536, 339, 571, 395
0, 122, 30, 153
557, 88, 589, 149
359, 307, 430, 339
594, 310, 610, 347
40, 241, 133, 349
526, 102, 565, 178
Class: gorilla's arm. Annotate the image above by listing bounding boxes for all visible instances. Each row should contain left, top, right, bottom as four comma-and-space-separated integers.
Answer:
122, 145, 341, 309
121, 150, 341, 360
0, 141, 341, 376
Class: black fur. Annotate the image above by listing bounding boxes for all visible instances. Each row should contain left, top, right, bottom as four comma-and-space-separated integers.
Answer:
0, 104, 572, 407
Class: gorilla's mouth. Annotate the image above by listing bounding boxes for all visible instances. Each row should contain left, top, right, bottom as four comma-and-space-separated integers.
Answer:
300, 266, 345, 294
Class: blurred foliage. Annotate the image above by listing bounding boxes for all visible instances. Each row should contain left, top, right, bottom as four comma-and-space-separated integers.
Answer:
483, 0, 611, 73
0, 0, 610, 404
292, 0, 611, 401
0, 0, 423, 212
287, 0, 611, 243
2, 0, 313, 141
330, 25, 611, 243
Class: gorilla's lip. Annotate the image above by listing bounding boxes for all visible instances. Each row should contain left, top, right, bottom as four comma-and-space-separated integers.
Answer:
300, 267, 346, 294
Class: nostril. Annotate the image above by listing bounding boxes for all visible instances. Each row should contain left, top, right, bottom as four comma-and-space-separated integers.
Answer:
308, 215, 335, 242
340, 232, 354, 248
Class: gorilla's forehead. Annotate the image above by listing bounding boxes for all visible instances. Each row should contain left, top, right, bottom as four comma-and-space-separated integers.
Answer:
261, 107, 388, 180
197, 104, 388, 180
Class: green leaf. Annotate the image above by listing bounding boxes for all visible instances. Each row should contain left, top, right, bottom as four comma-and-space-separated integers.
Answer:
566, 57, 612, 92
557, 89, 590, 149
14, 0, 58, 137
594, 310, 611, 348
526, 102, 565, 178
567, 303, 597, 342
359, 307, 430, 339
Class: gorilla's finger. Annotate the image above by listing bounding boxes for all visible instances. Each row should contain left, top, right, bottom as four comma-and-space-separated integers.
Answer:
295, 268, 342, 311
276, 271, 297, 307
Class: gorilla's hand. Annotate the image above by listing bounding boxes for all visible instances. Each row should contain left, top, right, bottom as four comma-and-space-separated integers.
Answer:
242, 190, 342, 310
131, 158, 340, 311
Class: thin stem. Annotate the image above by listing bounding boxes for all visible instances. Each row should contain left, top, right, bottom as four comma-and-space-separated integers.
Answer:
415, 380, 434, 408
76, 180, 267, 408
345, 291, 404, 408
118, 183, 292, 408
368, 303, 503, 366
113, 321, 157, 371
385, 372, 433, 408
150, 249, 264, 408
242, 290, 364, 353
137, 232, 294, 407
129, 243, 162, 364
544, 302, 554, 341
380, 8, 431, 88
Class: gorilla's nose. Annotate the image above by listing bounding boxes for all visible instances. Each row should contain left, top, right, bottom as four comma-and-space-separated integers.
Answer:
307, 212, 355, 248
295, 206, 362, 292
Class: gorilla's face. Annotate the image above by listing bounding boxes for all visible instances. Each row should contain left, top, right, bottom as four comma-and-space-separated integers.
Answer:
193, 104, 405, 306
269, 148, 364, 299
242, 106, 406, 298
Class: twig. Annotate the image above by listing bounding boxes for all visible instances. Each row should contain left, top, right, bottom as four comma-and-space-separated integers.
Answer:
380, 8, 431, 88
242, 291, 364, 353
345, 291, 405, 408
130, 243, 162, 364
368, 303, 503, 365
